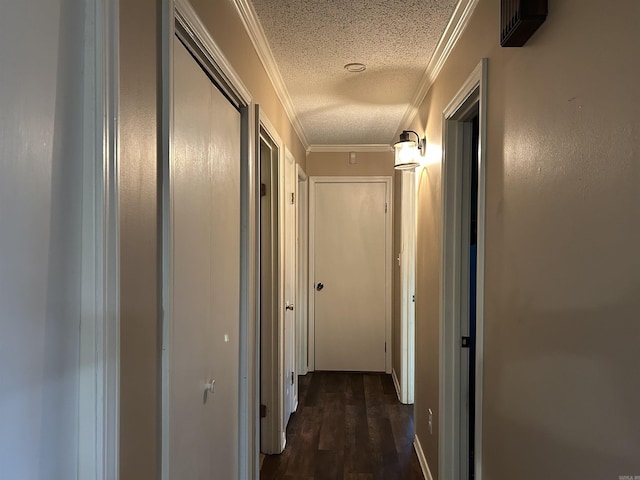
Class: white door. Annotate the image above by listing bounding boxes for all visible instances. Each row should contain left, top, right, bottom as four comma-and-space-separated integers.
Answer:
312, 180, 388, 372
283, 150, 297, 425
167, 36, 241, 479
399, 170, 416, 404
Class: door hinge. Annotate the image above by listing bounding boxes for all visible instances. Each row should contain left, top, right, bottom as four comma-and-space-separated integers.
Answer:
260, 183, 266, 197
291, 372, 295, 385
385, 202, 388, 213
461, 336, 471, 348
384, 341, 387, 353
260, 404, 267, 418
290, 192, 295, 205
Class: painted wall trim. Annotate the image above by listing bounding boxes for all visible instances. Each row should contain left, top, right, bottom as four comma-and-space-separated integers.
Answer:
78, 0, 120, 477
391, 368, 402, 402
232, 0, 310, 149
307, 144, 394, 153
175, 0, 252, 103
414, 434, 434, 480
392, 0, 480, 142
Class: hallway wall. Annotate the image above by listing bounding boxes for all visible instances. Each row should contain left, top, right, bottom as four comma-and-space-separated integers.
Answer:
118, 0, 160, 478
410, 0, 640, 478
0, 0, 85, 476
306, 151, 393, 177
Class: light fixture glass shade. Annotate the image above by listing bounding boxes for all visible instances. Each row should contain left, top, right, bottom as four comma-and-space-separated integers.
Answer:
394, 141, 420, 170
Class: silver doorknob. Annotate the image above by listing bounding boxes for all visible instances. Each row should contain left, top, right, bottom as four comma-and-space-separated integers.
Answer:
286, 303, 294, 311
316, 283, 324, 291
204, 379, 215, 393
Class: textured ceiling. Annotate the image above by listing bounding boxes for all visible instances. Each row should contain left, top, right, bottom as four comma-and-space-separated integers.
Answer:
250, 0, 459, 147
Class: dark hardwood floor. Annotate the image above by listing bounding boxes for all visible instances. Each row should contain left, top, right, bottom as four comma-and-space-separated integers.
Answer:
260, 371, 424, 480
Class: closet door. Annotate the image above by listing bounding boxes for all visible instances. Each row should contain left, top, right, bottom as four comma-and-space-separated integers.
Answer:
168, 35, 241, 479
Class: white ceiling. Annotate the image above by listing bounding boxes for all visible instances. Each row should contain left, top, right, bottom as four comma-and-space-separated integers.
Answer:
247, 0, 461, 148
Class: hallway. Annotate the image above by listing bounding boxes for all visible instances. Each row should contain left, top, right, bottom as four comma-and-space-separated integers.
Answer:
260, 372, 423, 480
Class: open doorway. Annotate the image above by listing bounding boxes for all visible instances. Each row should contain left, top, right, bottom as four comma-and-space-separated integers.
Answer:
258, 121, 283, 455
440, 59, 487, 480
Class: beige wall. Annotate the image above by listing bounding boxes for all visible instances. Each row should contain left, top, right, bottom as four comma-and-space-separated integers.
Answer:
118, 0, 307, 478
411, 0, 640, 478
118, 0, 160, 477
306, 151, 394, 177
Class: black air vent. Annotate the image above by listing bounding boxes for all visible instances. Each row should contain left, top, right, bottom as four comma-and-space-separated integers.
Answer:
501, 0, 548, 47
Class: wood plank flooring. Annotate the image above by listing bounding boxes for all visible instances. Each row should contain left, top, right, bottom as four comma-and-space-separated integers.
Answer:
260, 372, 424, 480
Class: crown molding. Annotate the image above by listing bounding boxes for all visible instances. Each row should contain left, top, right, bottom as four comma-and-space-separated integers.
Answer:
307, 144, 394, 153
392, 0, 480, 142
233, 0, 310, 149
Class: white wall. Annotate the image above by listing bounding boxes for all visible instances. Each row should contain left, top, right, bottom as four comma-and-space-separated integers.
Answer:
0, 0, 85, 477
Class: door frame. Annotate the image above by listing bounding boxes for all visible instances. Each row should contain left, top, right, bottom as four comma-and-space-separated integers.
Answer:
257, 112, 287, 454
78, 0, 120, 477
283, 147, 298, 427
398, 170, 416, 404
308, 176, 393, 373
161, 1, 258, 478
296, 165, 309, 376
439, 58, 487, 480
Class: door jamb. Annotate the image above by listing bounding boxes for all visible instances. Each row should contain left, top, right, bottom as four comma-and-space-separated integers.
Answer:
308, 176, 393, 373
78, 0, 120, 477
439, 58, 487, 480
161, 1, 257, 478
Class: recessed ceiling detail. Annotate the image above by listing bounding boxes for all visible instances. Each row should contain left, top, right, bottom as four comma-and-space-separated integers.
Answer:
247, 0, 467, 147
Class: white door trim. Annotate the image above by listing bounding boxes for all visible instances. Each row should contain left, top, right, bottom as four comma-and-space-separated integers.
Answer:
308, 176, 393, 373
296, 165, 309, 376
161, 1, 257, 478
439, 58, 487, 480
78, 0, 120, 477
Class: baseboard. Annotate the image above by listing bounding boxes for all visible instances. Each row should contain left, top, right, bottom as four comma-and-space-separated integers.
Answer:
391, 368, 402, 402
414, 434, 434, 480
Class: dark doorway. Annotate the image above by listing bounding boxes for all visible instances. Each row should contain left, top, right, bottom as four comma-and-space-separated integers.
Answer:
467, 113, 479, 480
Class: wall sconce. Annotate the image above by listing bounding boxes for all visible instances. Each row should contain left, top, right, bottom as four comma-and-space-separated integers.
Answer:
394, 130, 425, 170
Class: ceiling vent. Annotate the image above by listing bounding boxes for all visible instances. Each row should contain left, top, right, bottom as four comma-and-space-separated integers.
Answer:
500, 0, 548, 47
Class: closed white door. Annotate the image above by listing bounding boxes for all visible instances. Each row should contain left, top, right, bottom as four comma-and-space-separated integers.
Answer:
283, 150, 297, 426
167, 36, 241, 479
313, 180, 388, 372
